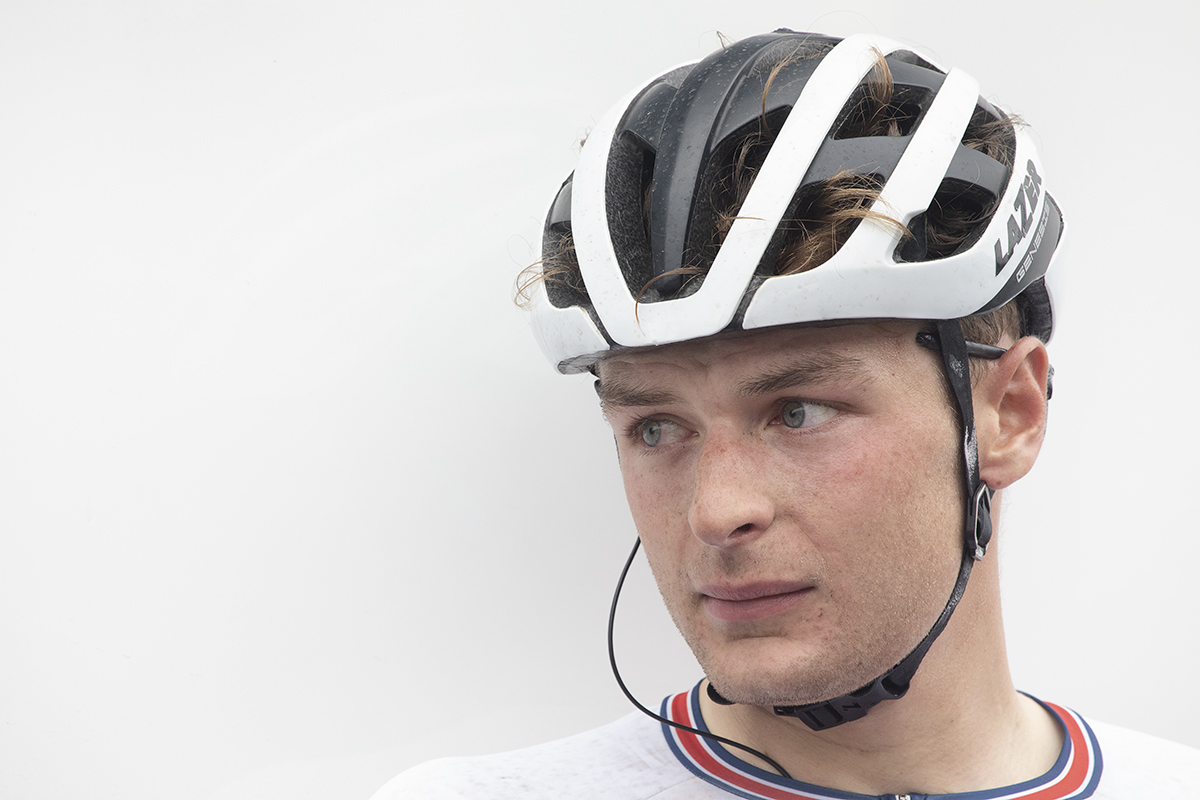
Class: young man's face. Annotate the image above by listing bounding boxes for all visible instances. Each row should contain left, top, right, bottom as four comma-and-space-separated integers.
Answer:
597, 322, 967, 707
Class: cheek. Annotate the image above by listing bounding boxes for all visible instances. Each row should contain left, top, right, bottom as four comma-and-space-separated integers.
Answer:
620, 455, 683, 543
789, 419, 961, 550
616, 451, 702, 605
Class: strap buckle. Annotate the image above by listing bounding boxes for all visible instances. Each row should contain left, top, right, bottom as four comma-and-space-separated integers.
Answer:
970, 483, 994, 560
774, 676, 907, 731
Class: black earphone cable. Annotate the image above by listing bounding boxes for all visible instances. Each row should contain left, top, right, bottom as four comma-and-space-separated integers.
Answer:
607, 536, 793, 780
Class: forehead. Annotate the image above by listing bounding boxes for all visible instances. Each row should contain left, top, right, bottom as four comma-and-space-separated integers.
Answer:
596, 321, 923, 403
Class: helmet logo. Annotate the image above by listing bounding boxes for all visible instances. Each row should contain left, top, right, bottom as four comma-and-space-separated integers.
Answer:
993, 160, 1044, 275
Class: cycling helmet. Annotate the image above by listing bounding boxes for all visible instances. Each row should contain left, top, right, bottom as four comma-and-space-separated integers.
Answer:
527, 29, 1062, 375
525, 29, 1064, 740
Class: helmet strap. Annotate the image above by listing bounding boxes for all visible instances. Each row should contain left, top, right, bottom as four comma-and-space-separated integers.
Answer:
764, 318, 994, 730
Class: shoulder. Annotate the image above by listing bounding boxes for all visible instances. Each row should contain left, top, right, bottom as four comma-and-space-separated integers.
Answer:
370, 711, 715, 800
1089, 717, 1200, 798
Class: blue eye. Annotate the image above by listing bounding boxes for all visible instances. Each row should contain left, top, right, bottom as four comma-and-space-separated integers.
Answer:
781, 401, 807, 428
641, 421, 663, 447
779, 400, 838, 430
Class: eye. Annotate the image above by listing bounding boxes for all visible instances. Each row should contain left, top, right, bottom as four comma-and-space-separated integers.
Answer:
632, 418, 686, 448
642, 420, 664, 447
779, 400, 837, 429
781, 401, 807, 428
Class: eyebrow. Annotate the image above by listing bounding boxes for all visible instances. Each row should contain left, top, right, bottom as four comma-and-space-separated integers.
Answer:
736, 353, 870, 397
596, 381, 680, 410
597, 352, 871, 410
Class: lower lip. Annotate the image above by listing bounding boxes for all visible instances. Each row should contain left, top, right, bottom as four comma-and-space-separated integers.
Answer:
702, 589, 811, 622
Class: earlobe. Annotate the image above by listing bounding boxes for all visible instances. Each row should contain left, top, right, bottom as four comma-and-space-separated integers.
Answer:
977, 337, 1050, 491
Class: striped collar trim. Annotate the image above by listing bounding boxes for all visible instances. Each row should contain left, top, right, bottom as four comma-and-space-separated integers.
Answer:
660, 683, 1103, 800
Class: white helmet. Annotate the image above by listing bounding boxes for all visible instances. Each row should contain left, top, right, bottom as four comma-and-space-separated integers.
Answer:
528, 29, 1062, 374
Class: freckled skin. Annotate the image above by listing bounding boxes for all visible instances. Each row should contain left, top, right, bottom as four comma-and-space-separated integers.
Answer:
600, 322, 965, 707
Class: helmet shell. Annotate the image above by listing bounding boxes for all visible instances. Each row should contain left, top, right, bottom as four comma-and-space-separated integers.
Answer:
529, 31, 1063, 374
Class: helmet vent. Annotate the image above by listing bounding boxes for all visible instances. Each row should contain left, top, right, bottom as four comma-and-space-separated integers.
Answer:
606, 132, 660, 301
895, 103, 1015, 263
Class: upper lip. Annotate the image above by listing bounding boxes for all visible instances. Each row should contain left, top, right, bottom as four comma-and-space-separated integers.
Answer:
699, 581, 813, 601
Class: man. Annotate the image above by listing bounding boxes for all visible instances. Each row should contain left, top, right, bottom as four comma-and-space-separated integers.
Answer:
377, 29, 1200, 798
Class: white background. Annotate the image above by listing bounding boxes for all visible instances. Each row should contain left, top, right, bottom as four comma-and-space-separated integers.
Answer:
2, 2, 1197, 798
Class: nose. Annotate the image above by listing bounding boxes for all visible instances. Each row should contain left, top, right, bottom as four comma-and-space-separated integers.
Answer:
687, 431, 776, 547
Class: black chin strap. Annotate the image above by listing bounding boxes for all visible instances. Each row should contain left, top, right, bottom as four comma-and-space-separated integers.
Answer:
729, 319, 995, 731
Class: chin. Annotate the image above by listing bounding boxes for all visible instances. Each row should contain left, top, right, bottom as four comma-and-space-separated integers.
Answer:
699, 639, 888, 708
709, 670, 859, 708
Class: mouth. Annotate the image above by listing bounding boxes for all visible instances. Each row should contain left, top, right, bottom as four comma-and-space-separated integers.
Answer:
699, 582, 814, 623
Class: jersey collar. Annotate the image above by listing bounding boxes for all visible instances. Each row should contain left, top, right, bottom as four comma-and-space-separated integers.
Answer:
660, 682, 1103, 800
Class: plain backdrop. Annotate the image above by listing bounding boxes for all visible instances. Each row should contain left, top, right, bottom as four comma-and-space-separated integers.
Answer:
1, 2, 1197, 798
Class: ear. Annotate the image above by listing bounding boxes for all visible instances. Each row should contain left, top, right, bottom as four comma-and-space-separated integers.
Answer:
975, 337, 1050, 491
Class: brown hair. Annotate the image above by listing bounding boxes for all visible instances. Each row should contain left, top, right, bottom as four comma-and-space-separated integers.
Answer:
517, 50, 1022, 352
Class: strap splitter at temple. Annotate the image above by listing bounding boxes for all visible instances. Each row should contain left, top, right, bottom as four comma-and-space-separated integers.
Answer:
971, 483, 994, 560
917, 328, 995, 560
924, 320, 994, 561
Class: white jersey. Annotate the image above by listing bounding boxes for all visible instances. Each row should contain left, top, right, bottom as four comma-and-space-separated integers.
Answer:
375, 684, 1200, 799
